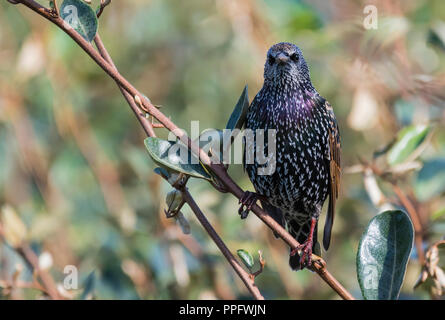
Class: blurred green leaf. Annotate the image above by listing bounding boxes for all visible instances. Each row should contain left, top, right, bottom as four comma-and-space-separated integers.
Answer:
144, 137, 211, 180
373, 139, 395, 159
415, 158, 445, 201
357, 210, 414, 300
387, 125, 430, 165
60, 0, 98, 42
432, 208, 445, 221
237, 249, 254, 270
226, 85, 249, 130
80, 271, 96, 300
153, 167, 171, 180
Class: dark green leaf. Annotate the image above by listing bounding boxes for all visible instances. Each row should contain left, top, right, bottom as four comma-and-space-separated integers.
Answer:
153, 167, 171, 180
60, 0, 98, 42
237, 249, 254, 269
144, 137, 211, 180
357, 210, 414, 300
80, 271, 95, 300
226, 85, 249, 130
387, 125, 430, 165
414, 158, 445, 201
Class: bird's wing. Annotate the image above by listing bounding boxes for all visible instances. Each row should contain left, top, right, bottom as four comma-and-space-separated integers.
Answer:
323, 101, 341, 250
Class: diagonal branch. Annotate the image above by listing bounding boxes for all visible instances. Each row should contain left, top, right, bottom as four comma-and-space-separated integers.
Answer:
181, 189, 264, 300
0, 223, 61, 300
93, 33, 264, 299
11, 0, 354, 300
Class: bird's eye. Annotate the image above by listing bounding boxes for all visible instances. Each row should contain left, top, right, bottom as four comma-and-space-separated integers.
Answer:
290, 53, 299, 62
268, 55, 275, 65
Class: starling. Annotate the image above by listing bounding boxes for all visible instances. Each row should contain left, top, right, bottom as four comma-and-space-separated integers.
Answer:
241, 42, 341, 270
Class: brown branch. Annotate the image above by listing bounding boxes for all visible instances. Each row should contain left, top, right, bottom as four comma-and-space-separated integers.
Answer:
0, 223, 61, 299
96, 0, 112, 18
180, 188, 264, 300
15, 246, 61, 299
391, 184, 425, 265
12, 0, 354, 300
93, 34, 156, 138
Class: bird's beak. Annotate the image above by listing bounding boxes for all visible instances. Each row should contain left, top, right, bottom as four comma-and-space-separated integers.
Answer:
276, 52, 289, 64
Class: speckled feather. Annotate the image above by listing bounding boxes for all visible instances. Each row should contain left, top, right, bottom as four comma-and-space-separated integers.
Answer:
244, 42, 341, 269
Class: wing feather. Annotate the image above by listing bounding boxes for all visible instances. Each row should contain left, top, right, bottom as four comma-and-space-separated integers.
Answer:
323, 103, 341, 250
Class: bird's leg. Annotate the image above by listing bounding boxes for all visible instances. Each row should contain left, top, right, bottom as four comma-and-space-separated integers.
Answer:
238, 191, 267, 219
290, 217, 317, 267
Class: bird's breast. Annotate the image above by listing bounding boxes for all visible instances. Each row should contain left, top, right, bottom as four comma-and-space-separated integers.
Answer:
245, 90, 331, 214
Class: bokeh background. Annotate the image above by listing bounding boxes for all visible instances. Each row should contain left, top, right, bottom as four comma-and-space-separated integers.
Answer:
0, 0, 444, 299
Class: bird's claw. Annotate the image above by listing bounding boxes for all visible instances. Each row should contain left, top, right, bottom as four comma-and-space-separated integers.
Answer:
290, 238, 314, 268
238, 191, 261, 219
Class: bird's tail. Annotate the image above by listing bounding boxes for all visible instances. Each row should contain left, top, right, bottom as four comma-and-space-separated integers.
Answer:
287, 219, 320, 270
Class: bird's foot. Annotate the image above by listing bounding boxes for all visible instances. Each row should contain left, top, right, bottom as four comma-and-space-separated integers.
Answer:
290, 217, 317, 268
290, 238, 314, 268
238, 191, 266, 219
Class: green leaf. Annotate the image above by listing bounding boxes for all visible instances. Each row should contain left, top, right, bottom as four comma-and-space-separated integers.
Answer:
387, 125, 430, 165
226, 85, 249, 130
357, 210, 414, 300
60, 0, 98, 42
144, 137, 211, 180
153, 167, 171, 180
237, 249, 254, 269
80, 271, 95, 300
432, 208, 445, 221
414, 158, 445, 201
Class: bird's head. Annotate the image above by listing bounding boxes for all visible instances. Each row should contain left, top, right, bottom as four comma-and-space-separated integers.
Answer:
263, 42, 312, 89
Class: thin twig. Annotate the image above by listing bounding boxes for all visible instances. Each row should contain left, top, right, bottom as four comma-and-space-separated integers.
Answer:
96, 0, 112, 18
181, 188, 264, 300
12, 0, 354, 300
391, 184, 425, 265
93, 34, 156, 138
0, 223, 60, 299
15, 246, 61, 300
362, 160, 426, 265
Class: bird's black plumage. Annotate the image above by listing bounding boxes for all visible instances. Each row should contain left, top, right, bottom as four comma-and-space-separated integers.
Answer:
243, 42, 341, 270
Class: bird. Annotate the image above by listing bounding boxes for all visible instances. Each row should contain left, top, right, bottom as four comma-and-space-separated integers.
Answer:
240, 42, 341, 270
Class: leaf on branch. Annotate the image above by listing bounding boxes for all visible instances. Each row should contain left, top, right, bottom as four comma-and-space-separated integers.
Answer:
60, 0, 98, 42
144, 137, 211, 181
165, 190, 184, 218
226, 85, 249, 130
356, 210, 414, 300
237, 249, 254, 270
387, 124, 431, 166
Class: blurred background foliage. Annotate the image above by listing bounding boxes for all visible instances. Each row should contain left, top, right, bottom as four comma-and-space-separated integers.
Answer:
0, 0, 445, 299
